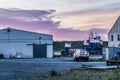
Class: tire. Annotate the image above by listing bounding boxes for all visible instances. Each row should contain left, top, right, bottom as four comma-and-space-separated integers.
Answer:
74, 58, 79, 62
85, 58, 89, 61
84, 58, 89, 61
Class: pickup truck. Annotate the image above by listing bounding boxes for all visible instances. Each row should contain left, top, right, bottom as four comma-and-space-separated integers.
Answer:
73, 49, 89, 61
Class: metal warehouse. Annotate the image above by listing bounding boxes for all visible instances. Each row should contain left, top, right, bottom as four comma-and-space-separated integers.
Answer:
0, 28, 53, 58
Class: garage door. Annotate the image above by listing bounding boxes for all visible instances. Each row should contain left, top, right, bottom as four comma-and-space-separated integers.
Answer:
33, 44, 47, 58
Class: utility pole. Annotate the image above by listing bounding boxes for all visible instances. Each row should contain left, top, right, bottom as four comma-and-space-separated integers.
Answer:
7, 28, 11, 42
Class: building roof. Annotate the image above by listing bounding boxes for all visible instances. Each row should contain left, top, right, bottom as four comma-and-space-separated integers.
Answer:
1, 28, 52, 36
0, 28, 53, 40
108, 16, 120, 34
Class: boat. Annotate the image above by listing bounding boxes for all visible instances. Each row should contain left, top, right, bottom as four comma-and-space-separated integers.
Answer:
83, 31, 103, 55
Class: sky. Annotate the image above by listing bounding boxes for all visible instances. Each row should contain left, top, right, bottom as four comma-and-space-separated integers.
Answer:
0, 0, 119, 41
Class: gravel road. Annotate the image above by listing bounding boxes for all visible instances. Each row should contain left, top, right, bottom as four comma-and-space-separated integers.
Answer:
0, 57, 106, 80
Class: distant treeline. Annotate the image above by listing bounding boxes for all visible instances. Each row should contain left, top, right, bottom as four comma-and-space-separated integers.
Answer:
53, 41, 108, 51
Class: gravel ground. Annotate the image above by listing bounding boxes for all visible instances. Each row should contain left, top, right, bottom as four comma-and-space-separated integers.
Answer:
0, 57, 106, 80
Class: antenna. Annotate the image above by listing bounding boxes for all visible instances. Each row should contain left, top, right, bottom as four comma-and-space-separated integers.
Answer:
95, 32, 97, 37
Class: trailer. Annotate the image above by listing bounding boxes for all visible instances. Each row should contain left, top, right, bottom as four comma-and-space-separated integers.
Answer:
106, 60, 120, 66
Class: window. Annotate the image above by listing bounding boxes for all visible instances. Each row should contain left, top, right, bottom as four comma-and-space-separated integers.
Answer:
118, 34, 120, 41
111, 35, 113, 41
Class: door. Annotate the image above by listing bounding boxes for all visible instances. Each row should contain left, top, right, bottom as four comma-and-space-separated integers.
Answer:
33, 44, 47, 58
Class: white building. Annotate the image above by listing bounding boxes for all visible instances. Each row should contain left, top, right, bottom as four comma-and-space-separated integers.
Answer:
0, 28, 53, 58
108, 16, 120, 47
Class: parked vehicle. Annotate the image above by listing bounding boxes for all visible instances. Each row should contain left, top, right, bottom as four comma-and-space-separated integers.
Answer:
61, 42, 74, 56
73, 49, 89, 61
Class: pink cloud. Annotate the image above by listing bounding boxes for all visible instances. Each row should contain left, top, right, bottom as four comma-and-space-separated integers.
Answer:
0, 8, 109, 41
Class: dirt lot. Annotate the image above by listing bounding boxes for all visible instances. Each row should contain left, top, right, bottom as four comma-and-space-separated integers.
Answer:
0, 57, 106, 80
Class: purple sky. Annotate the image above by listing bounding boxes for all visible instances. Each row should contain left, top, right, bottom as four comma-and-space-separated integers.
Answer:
0, 0, 119, 41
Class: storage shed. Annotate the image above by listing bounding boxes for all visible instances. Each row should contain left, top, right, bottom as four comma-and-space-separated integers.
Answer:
0, 28, 53, 58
